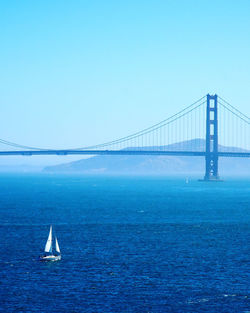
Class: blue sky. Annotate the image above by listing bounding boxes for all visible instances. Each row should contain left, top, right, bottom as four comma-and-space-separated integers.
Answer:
0, 0, 249, 165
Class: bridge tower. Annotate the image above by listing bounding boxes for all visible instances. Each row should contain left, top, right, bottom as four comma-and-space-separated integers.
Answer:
203, 94, 221, 181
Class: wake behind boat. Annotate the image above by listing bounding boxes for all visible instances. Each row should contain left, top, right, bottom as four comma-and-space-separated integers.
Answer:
40, 225, 61, 261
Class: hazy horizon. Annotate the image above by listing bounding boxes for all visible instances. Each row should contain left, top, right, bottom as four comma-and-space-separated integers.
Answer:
0, 138, 247, 175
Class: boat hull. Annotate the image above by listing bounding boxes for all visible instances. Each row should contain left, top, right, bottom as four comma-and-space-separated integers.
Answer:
40, 255, 61, 262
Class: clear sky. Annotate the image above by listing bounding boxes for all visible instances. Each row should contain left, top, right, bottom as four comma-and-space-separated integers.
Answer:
0, 0, 249, 166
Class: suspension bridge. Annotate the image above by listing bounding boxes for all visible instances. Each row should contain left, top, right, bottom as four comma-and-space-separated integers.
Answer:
1, 94, 249, 180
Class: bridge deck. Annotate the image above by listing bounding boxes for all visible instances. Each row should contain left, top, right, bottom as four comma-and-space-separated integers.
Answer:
0, 150, 249, 157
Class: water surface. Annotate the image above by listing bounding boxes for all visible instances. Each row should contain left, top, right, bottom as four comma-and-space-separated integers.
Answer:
0, 174, 249, 312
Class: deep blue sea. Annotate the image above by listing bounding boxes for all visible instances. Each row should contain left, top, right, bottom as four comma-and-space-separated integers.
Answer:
0, 174, 249, 313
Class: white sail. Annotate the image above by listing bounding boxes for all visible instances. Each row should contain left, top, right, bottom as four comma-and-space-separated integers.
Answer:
44, 225, 52, 253
55, 237, 60, 254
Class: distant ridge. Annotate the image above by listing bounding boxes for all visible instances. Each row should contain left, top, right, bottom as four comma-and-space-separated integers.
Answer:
44, 139, 250, 174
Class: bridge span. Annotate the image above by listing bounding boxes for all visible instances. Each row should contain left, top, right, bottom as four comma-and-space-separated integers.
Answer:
0, 94, 249, 180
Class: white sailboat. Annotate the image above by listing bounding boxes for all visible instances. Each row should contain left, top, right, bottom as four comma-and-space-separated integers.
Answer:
40, 225, 61, 261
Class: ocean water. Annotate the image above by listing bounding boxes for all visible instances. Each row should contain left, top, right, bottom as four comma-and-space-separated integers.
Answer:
0, 173, 249, 313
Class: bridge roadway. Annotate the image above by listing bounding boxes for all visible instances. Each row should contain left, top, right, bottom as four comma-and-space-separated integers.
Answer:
0, 150, 249, 158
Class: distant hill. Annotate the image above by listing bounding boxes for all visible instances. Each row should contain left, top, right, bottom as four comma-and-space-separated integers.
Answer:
44, 139, 250, 175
